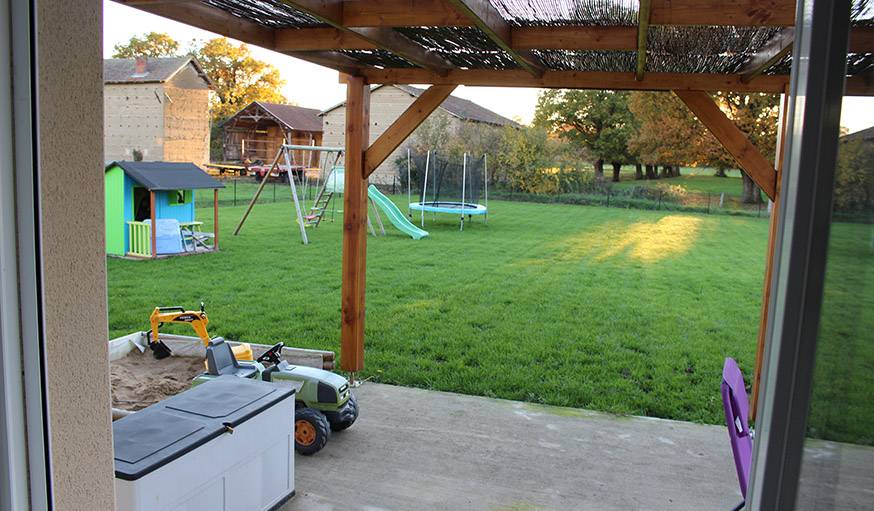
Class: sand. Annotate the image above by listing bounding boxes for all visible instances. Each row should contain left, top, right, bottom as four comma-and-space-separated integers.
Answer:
111, 350, 206, 411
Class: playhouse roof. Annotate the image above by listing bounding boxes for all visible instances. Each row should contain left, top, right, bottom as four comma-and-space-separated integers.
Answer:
108, 161, 225, 191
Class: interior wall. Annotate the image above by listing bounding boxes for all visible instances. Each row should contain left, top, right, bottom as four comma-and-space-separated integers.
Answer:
37, 0, 115, 508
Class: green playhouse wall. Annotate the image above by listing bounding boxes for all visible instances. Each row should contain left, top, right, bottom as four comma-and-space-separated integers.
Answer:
104, 166, 125, 256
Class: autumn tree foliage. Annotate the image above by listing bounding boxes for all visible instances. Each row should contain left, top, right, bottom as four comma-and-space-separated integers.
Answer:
193, 38, 287, 122
533, 90, 634, 181
112, 32, 179, 59
628, 92, 707, 180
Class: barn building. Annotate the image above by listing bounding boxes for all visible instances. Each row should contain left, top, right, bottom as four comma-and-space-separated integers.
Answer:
321, 84, 518, 184
221, 101, 324, 168
103, 56, 212, 166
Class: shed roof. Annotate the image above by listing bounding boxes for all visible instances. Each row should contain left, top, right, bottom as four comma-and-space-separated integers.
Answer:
322, 84, 518, 127
108, 161, 225, 190
226, 101, 324, 132
104, 57, 212, 86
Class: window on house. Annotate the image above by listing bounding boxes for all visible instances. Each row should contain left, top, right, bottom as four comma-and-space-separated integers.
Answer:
173, 190, 192, 205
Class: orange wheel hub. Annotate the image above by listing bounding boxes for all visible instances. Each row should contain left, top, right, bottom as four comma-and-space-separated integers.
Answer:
295, 419, 316, 446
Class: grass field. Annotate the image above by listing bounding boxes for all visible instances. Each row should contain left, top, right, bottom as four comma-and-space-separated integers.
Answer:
612, 167, 746, 197
106, 196, 871, 442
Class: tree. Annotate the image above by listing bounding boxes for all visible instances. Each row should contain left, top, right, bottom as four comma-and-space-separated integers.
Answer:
699, 93, 779, 203
628, 92, 703, 178
534, 90, 633, 181
192, 38, 287, 122
833, 139, 874, 214
112, 32, 180, 59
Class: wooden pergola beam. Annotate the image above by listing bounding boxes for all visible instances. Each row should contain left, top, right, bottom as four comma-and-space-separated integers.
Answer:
364, 85, 457, 178
445, 0, 543, 76
339, 0, 796, 27
511, 26, 637, 50
649, 0, 794, 26
275, 25, 639, 52
674, 90, 776, 200
850, 27, 874, 52
117, 0, 275, 48
740, 28, 795, 83
751, 86, 790, 419
358, 68, 791, 92
340, 75, 370, 373
284, 50, 365, 76
636, 0, 652, 81
278, 0, 453, 74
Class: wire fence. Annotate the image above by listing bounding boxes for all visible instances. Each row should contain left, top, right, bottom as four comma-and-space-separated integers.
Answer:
194, 176, 326, 209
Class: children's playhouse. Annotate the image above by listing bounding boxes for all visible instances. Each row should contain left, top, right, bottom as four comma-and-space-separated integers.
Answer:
104, 161, 224, 258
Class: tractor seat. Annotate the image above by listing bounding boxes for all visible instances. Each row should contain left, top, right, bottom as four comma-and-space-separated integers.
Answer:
205, 339, 258, 379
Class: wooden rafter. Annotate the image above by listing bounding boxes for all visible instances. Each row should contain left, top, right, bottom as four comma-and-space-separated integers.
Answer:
850, 27, 874, 52
277, 0, 453, 74
673, 90, 776, 200
649, 0, 794, 26
636, 0, 652, 81
117, 0, 274, 47
339, 0, 796, 27
512, 26, 638, 51
275, 25, 639, 52
364, 85, 457, 177
285, 50, 365, 76
358, 68, 791, 92
445, 0, 543, 76
740, 28, 795, 83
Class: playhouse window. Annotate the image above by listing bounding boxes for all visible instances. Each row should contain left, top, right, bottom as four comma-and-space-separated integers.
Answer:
173, 190, 192, 205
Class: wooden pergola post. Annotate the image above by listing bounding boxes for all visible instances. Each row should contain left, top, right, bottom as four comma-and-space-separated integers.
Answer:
213, 188, 220, 251
340, 75, 370, 374
751, 88, 791, 418
149, 190, 157, 259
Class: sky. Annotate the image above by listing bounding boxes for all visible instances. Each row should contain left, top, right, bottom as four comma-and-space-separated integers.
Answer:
104, 0, 872, 132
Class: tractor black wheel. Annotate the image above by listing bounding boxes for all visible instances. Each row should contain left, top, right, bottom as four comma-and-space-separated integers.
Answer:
294, 408, 330, 455
330, 393, 359, 431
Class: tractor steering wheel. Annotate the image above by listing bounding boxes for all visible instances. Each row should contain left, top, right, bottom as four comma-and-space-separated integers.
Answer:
257, 342, 285, 366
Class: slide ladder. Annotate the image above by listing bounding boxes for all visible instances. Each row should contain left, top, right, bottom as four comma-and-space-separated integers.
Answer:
367, 185, 429, 240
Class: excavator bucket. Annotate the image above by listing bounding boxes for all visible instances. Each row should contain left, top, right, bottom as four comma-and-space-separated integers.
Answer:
150, 340, 172, 359
147, 330, 173, 359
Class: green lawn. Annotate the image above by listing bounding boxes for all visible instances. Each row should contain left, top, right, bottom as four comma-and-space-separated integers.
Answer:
613, 167, 746, 197
106, 196, 871, 442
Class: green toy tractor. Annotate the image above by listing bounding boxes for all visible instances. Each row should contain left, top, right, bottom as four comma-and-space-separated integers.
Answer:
192, 339, 358, 455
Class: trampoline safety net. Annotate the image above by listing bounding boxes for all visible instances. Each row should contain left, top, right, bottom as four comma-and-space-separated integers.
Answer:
406, 151, 487, 206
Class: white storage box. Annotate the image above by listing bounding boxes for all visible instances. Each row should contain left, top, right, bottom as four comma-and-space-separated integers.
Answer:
113, 376, 295, 511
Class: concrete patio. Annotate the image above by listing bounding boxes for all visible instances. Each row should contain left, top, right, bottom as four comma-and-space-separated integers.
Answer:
284, 383, 743, 510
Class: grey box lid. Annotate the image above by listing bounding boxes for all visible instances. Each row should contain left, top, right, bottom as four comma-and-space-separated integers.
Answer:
113, 376, 295, 481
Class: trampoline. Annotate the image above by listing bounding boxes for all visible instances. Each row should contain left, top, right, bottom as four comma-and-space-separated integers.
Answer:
409, 201, 487, 215
406, 151, 489, 231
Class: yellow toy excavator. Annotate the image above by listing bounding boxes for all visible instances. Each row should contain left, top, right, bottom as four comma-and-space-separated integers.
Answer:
147, 303, 253, 361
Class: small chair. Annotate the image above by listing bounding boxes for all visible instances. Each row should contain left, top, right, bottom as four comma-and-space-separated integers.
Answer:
205, 339, 257, 379
722, 358, 753, 511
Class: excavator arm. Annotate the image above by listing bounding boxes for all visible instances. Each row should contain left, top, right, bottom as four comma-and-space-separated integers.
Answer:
148, 306, 253, 361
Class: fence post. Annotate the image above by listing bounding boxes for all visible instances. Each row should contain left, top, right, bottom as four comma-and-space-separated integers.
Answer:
273, 181, 276, 203
706, 192, 711, 214
233, 178, 237, 207
657, 191, 663, 210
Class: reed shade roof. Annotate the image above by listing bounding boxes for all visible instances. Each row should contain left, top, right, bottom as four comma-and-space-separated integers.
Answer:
184, 0, 872, 78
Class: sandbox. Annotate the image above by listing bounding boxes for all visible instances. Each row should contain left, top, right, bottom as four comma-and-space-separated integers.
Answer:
109, 332, 335, 414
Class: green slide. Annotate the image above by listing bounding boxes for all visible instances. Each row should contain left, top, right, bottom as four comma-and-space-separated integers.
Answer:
368, 185, 429, 240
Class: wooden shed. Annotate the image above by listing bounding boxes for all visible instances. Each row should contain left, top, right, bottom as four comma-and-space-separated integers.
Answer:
221, 101, 324, 167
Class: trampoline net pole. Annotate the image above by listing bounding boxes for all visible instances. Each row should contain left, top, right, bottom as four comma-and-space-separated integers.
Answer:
421, 150, 430, 227
484, 154, 488, 223
461, 152, 467, 231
